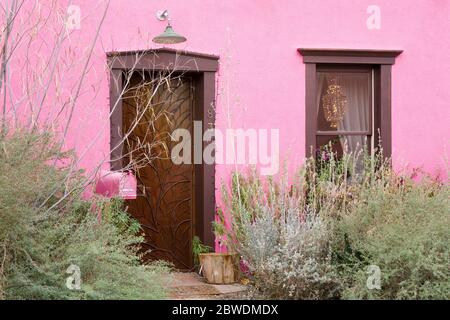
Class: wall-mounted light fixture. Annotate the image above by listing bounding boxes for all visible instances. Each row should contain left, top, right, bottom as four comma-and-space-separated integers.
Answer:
152, 10, 187, 44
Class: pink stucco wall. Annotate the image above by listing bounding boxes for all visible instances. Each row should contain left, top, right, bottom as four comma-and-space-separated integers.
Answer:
7, 0, 450, 181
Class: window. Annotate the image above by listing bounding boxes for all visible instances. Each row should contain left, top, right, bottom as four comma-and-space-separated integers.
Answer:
298, 49, 402, 160
316, 66, 373, 164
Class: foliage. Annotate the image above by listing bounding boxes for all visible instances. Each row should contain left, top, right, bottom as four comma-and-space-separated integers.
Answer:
333, 171, 450, 299
212, 213, 227, 251
220, 144, 449, 299
0, 129, 169, 300
192, 236, 212, 266
101, 197, 141, 236
220, 170, 341, 299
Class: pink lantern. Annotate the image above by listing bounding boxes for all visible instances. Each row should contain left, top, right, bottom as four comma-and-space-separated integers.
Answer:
95, 170, 137, 200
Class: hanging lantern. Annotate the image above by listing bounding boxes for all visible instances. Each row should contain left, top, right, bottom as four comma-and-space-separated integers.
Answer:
322, 78, 348, 128
152, 10, 187, 44
152, 24, 187, 44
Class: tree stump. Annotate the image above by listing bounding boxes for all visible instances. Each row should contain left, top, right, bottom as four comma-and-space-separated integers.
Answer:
199, 253, 239, 284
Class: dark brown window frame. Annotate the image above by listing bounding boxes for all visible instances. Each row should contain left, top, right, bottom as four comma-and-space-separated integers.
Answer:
298, 48, 402, 158
107, 48, 219, 247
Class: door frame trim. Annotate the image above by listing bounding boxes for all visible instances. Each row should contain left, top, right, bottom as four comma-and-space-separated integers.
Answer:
107, 48, 219, 248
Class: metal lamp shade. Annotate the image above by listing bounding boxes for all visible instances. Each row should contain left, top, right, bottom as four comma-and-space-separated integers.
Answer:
152, 25, 187, 44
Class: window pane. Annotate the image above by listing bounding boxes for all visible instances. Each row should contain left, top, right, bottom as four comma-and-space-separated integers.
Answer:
317, 72, 371, 132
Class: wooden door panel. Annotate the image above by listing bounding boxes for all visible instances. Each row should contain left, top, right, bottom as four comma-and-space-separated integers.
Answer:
122, 73, 194, 269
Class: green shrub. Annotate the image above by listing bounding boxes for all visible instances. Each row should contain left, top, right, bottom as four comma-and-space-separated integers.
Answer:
333, 172, 450, 299
220, 146, 449, 300
0, 129, 169, 299
192, 236, 212, 267
309, 149, 449, 299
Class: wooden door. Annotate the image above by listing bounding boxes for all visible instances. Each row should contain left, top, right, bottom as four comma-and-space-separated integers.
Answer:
122, 73, 194, 269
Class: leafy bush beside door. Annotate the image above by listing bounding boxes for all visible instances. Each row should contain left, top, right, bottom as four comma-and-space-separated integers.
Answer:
0, 129, 169, 299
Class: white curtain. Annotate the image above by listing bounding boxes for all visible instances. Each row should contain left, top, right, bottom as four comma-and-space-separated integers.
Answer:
335, 73, 370, 154
319, 73, 370, 172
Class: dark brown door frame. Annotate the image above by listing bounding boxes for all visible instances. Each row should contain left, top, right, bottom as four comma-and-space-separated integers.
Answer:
298, 48, 402, 158
107, 48, 219, 248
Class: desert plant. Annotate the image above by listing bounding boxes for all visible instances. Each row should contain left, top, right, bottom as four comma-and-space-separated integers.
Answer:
212, 214, 228, 252
220, 170, 341, 299
100, 197, 142, 235
0, 1, 190, 300
333, 170, 450, 299
0, 129, 169, 299
192, 236, 212, 267
220, 145, 449, 300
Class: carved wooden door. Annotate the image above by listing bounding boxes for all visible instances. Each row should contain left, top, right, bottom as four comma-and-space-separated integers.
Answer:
122, 73, 194, 269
